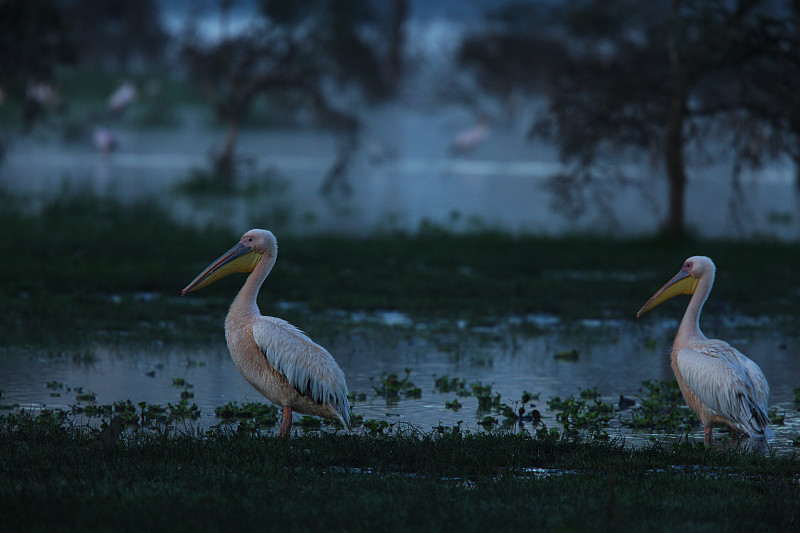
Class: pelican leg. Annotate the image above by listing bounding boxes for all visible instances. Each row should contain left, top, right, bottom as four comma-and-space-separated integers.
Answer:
703, 426, 712, 445
278, 406, 293, 437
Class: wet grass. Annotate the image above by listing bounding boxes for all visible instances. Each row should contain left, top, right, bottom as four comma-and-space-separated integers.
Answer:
1, 415, 799, 533
1, 191, 799, 349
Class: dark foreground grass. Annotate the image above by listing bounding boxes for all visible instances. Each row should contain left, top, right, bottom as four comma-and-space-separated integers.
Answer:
1, 419, 799, 533
1, 191, 799, 348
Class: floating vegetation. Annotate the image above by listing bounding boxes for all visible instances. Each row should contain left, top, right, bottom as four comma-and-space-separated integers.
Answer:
434, 421, 463, 436
445, 399, 462, 411
478, 415, 498, 429
214, 401, 279, 429
348, 391, 367, 402
295, 416, 322, 431
498, 391, 542, 426
768, 408, 785, 426
579, 387, 601, 399
362, 419, 389, 436
554, 349, 579, 361
371, 369, 422, 401
471, 382, 501, 411
75, 391, 97, 402
622, 380, 699, 431
547, 393, 613, 438
433, 375, 468, 395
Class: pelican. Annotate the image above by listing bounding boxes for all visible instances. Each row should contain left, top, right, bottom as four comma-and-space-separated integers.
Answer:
181, 229, 351, 436
637, 256, 773, 445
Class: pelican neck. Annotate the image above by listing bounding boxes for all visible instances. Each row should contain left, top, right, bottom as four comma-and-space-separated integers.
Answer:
229, 253, 274, 318
675, 271, 714, 343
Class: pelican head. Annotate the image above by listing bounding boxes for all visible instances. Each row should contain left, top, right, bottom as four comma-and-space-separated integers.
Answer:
181, 229, 277, 295
636, 256, 714, 318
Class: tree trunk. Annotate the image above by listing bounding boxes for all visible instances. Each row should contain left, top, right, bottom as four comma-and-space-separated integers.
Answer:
664, 0, 688, 238
215, 120, 239, 190
664, 89, 687, 238
387, 0, 408, 92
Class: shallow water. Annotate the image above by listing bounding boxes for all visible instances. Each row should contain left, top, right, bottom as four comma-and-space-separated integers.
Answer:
2, 311, 798, 452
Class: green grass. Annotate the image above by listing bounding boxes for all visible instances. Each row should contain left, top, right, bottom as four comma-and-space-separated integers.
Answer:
1, 417, 799, 532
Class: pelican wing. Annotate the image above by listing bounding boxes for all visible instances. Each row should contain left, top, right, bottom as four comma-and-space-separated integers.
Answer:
676, 345, 772, 438
252, 318, 350, 428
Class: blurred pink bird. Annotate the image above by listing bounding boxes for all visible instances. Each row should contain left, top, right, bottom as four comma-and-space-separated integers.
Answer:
93, 127, 118, 153
108, 82, 138, 115
450, 118, 490, 154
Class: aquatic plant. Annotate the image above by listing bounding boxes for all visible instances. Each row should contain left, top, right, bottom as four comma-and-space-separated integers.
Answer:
470, 382, 501, 410
372, 369, 422, 400
74, 391, 97, 402
434, 421, 463, 436
362, 419, 389, 435
579, 387, 601, 399
622, 379, 699, 431
768, 408, 785, 425
547, 393, 613, 438
347, 391, 367, 402
214, 401, 279, 429
445, 399, 462, 411
295, 416, 322, 431
433, 375, 468, 395
167, 401, 201, 422
479, 415, 498, 429
554, 349, 580, 361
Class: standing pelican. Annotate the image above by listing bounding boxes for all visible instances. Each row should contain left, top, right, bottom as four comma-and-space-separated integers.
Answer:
637, 256, 772, 445
182, 229, 350, 436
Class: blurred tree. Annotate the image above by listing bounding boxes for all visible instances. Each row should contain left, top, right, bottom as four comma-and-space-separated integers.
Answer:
67, 0, 167, 70
0, 0, 74, 130
181, 22, 320, 188
182, 0, 407, 191
727, 2, 800, 188
260, 0, 407, 98
461, 0, 800, 237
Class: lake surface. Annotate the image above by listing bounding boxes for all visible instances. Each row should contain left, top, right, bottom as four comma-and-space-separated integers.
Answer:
2, 107, 799, 239
2, 309, 798, 452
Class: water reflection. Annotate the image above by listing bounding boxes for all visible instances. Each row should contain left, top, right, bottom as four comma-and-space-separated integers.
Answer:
1, 314, 797, 453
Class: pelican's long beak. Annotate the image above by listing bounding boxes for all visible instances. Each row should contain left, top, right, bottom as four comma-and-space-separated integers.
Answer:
181, 242, 262, 295
636, 268, 699, 318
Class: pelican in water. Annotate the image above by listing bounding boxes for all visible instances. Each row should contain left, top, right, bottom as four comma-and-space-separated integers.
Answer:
182, 229, 351, 436
637, 256, 772, 445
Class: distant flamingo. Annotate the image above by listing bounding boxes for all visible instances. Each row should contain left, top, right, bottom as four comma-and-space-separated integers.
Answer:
181, 229, 351, 436
450, 117, 490, 154
637, 256, 773, 445
108, 82, 138, 116
92, 127, 118, 153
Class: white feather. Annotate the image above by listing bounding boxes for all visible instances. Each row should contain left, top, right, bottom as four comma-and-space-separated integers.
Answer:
252, 317, 351, 429
677, 343, 773, 438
